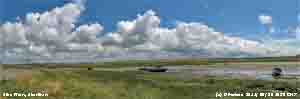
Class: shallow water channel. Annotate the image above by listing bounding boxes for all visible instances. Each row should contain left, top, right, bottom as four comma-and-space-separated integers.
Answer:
163, 65, 300, 80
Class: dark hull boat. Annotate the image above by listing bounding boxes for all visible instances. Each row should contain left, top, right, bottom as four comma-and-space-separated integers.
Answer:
272, 67, 282, 78
139, 67, 168, 72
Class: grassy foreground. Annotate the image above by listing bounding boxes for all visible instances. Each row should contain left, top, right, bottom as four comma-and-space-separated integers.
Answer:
1, 70, 300, 99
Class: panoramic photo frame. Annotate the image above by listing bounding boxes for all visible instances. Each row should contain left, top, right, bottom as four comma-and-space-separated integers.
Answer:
0, 0, 300, 99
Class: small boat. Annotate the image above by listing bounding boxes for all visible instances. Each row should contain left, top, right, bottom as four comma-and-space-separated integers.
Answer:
272, 67, 282, 78
88, 67, 93, 71
139, 67, 168, 72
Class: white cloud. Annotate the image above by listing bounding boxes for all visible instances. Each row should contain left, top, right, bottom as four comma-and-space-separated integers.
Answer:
258, 14, 275, 40
0, 3, 105, 62
105, 10, 278, 57
73, 23, 103, 43
259, 15, 272, 25
0, 22, 28, 49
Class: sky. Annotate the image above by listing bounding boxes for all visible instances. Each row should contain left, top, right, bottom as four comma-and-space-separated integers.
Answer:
0, 0, 300, 63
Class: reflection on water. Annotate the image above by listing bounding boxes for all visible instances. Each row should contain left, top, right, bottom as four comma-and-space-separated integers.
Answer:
256, 74, 274, 80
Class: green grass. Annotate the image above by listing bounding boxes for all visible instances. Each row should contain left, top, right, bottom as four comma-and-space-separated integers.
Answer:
3, 59, 212, 69
1, 70, 300, 99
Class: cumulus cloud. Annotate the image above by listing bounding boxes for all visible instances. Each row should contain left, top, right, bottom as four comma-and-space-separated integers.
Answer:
73, 24, 103, 43
0, 22, 28, 49
0, 2, 295, 63
0, 3, 105, 63
103, 10, 285, 57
